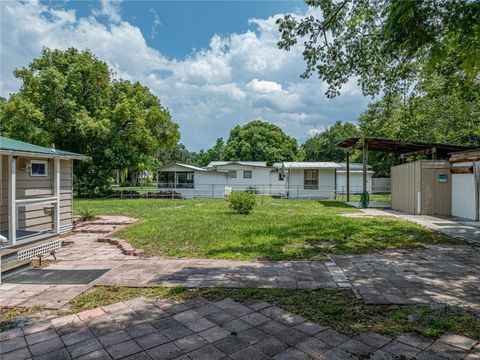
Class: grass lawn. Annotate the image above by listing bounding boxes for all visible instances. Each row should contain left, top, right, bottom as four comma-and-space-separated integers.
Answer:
112, 186, 157, 191
74, 197, 457, 260
336, 193, 391, 202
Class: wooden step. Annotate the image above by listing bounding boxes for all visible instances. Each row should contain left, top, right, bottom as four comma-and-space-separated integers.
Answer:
1, 259, 31, 274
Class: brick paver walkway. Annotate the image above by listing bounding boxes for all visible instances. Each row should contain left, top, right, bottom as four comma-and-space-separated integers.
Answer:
334, 244, 480, 312
0, 231, 350, 309
2, 216, 479, 312
52, 233, 349, 290
1, 297, 479, 360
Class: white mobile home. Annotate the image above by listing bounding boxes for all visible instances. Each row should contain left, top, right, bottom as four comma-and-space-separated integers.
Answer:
158, 161, 372, 199
158, 162, 283, 198
276, 162, 339, 199
336, 163, 373, 194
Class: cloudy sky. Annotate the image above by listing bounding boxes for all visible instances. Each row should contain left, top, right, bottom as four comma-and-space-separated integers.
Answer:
1, 0, 371, 151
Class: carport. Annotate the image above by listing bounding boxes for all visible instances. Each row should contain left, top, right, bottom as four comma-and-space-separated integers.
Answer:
336, 137, 474, 209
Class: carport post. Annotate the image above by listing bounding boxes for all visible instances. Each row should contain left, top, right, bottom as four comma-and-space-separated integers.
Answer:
362, 143, 368, 194
346, 152, 350, 202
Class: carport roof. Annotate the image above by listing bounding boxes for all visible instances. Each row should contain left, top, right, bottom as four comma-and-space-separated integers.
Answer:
337, 137, 474, 157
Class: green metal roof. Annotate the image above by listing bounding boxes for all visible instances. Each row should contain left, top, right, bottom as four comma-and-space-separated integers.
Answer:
0, 136, 86, 159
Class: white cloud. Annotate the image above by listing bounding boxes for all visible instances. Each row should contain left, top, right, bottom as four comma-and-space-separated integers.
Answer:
93, 0, 122, 23
0, 1, 369, 150
149, 8, 161, 38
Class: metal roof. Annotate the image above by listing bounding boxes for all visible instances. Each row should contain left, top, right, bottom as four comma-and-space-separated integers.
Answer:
175, 163, 207, 171
158, 163, 207, 171
0, 136, 86, 159
337, 162, 372, 170
207, 161, 268, 167
282, 162, 340, 169
337, 137, 474, 158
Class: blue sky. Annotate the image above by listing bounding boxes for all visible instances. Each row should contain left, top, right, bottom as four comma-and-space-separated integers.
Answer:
1, 0, 370, 151
56, 1, 307, 59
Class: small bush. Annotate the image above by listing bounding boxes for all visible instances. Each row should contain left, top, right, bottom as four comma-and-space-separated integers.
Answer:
78, 205, 95, 221
225, 191, 256, 214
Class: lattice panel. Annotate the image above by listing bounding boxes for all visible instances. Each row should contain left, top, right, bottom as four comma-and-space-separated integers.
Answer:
17, 240, 63, 261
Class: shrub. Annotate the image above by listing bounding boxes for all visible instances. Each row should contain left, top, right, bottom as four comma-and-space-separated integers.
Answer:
225, 191, 256, 214
78, 205, 95, 221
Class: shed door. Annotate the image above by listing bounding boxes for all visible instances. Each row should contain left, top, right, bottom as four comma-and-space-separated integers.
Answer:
421, 169, 451, 216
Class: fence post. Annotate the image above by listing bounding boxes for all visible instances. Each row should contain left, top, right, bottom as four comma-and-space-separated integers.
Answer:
297, 186, 299, 199
211, 184, 214, 199
171, 184, 174, 200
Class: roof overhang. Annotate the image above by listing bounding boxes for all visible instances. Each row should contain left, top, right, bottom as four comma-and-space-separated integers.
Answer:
158, 163, 206, 172
282, 162, 340, 170
337, 137, 475, 158
209, 161, 269, 168
0, 149, 88, 160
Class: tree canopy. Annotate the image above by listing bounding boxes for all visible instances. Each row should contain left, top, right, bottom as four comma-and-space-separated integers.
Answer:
277, 0, 480, 97
158, 143, 200, 166
198, 138, 226, 166
222, 120, 304, 165
0, 48, 179, 195
302, 121, 359, 162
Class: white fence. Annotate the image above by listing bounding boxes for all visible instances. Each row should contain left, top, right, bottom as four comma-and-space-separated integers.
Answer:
112, 183, 391, 201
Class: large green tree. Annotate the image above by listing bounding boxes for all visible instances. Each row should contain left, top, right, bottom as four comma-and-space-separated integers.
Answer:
222, 120, 304, 165
357, 66, 480, 175
158, 143, 200, 165
302, 121, 359, 162
198, 138, 226, 166
277, 0, 480, 97
0, 48, 179, 195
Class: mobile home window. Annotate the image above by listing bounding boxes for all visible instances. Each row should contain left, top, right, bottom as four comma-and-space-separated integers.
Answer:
243, 170, 252, 179
228, 170, 237, 178
304, 169, 318, 189
30, 160, 48, 177
158, 171, 175, 188
176, 172, 194, 188
278, 172, 285, 181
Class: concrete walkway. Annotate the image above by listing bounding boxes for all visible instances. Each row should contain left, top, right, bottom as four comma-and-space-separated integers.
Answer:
1, 297, 479, 360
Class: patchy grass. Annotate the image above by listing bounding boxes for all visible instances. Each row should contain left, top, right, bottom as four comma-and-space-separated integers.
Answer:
74, 198, 459, 260
336, 193, 391, 202
0, 306, 44, 332
68, 286, 480, 339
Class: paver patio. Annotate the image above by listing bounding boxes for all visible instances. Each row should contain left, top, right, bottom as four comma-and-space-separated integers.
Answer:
1, 297, 479, 360
2, 215, 479, 312
333, 244, 480, 311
